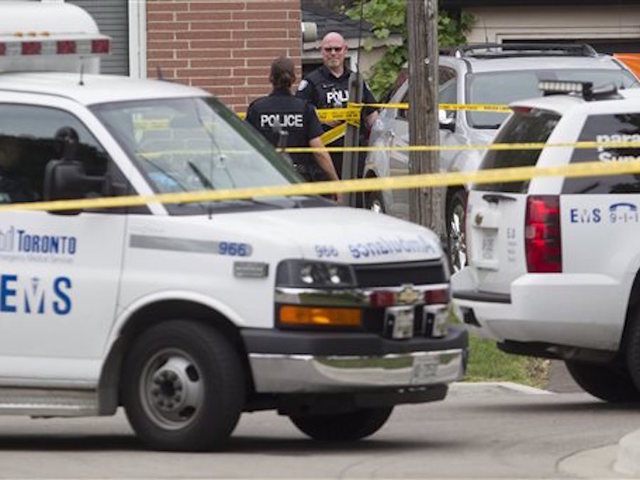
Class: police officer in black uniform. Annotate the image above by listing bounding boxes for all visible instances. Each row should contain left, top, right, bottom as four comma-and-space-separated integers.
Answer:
296, 31, 378, 180
246, 56, 340, 188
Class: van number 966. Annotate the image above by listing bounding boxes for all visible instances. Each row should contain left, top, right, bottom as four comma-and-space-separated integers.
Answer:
315, 245, 339, 258
218, 242, 252, 257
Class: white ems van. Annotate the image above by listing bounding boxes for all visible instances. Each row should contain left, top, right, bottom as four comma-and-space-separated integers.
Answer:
0, 3, 466, 451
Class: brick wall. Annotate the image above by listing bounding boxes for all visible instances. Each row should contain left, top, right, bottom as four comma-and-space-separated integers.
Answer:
147, 0, 302, 112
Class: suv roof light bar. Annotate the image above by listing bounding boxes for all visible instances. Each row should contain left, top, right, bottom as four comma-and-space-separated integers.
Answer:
450, 43, 598, 59
538, 80, 620, 102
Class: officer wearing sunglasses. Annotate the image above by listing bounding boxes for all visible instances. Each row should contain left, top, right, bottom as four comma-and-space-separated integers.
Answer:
296, 32, 378, 186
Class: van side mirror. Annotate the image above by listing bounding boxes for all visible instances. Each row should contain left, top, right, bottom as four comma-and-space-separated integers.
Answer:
43, 127, 107, 214
439, 109, 455, 132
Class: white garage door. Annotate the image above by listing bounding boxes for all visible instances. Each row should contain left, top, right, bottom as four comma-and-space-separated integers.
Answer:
68, 0, 129, 75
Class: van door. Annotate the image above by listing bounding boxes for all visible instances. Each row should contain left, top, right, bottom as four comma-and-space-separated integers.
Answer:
0, 103, 131, 384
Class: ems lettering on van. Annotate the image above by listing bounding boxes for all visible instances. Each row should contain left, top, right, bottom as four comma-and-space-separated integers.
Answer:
259, 113, 303, 129
0, 274, 72, 315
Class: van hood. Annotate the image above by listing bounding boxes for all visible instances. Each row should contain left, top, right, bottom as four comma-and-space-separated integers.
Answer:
185, 206, 443, 264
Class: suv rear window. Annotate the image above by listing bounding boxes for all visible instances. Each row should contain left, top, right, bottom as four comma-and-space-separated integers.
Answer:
563, 113, 640, 194
475, 109, 561, 193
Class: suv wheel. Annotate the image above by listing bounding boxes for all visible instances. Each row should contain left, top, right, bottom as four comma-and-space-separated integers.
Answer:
365, 190, 386, 214
446, 189, 467, 272
626, 313, 640, 391
565, 360, 640, 403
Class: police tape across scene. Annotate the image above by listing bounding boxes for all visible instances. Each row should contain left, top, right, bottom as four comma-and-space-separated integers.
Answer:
283, 140, 640, 154
4, 159, 640, 213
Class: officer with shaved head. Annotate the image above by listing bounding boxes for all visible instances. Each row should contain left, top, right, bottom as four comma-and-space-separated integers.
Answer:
296, 32, 378, 185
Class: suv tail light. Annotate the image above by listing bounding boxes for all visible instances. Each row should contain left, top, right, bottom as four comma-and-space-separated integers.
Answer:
525, 195, 561, 273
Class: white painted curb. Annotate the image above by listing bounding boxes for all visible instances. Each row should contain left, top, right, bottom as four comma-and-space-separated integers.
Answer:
615, 428, 640, 476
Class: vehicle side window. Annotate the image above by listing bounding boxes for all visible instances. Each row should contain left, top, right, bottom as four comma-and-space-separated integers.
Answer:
0, 104, 132, 210
397, 68, 457, 121
439, 67, 457, 104
562, 113, 640, 194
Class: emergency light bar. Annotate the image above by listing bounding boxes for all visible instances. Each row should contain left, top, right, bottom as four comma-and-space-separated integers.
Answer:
538, 80, 619, 102
0, 34, 110, 57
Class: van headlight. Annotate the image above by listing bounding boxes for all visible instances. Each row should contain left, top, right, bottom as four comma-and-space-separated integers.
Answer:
276, 260, 356, 288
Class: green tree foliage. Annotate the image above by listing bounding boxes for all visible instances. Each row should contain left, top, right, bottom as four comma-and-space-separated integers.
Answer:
347, 1, 474, 98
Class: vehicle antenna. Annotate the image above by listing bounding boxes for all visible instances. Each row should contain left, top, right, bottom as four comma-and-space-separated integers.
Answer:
78, 62, 84, 86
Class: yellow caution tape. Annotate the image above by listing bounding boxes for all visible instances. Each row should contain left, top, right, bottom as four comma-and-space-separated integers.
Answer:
350, 102, 511, 112
284, 140, 640, 154
320, 123, 347, 146
3, 159, 640, 213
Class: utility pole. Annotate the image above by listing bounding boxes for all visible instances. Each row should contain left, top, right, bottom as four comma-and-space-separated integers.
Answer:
341, 72, 364, 207
407, 0, 444, 238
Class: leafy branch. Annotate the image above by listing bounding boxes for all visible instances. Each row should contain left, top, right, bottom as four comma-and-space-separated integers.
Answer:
347, 1, 474, 98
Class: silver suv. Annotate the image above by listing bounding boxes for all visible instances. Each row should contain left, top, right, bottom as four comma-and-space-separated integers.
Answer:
363, 43, 638, 271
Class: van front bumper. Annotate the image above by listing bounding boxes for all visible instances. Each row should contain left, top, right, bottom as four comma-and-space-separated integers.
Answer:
241, 327, 467, 393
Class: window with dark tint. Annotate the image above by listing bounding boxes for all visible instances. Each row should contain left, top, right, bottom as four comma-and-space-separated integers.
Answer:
475, 109, 560, 193
0, 104, 131, 209
563, 113, 640, 194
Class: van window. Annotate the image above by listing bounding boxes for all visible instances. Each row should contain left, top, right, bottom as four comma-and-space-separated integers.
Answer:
475, 109, 560, 193
0, 104, 129, 209
563, 113, 640, 194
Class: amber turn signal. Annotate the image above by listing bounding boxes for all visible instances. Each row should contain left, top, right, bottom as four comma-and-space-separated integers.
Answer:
279, 306, 362, 327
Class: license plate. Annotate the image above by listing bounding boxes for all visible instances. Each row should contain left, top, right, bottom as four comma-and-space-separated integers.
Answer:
385, 306, 414, 339
411, 355, 439, 384
481, 230, 497, 261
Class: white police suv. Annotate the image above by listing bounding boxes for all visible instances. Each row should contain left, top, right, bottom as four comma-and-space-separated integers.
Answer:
452, 80, 640, 402
0, 2, 466, 451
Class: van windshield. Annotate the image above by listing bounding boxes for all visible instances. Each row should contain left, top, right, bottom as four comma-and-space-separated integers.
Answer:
92, 96, 299, 197
467, 69, 637, 128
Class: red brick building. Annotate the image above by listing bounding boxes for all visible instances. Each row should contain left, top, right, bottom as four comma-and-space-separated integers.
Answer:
146, 1, 302, 112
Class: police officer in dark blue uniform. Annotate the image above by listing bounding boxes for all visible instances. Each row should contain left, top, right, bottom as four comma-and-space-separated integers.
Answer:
246, 56, 340, 188
296, 32, 378, 179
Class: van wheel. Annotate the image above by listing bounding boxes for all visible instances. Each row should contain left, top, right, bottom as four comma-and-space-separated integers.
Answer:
446, 189, 467, 273
122, 320, 245, 451
365, 190, 386, 213
565, 360, 640, 403
289, 407, 393, 441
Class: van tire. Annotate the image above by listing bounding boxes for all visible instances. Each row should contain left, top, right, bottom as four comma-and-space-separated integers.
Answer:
446, 189, 467, 273
289, 407, 393, 441
565, 360, 640, 403
122, 320, 245, 451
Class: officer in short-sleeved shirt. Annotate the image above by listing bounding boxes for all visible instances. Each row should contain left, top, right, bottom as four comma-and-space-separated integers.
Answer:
246, 93, 322, 174
296, 31, 378, 179
246, 57, 340, 184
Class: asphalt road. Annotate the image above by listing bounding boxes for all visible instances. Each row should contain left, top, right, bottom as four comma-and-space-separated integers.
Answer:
0, 380, 637, 479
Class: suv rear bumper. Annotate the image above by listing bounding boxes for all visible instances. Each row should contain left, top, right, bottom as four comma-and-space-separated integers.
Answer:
451, 267, 625, 351
241, 327, 467, 393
